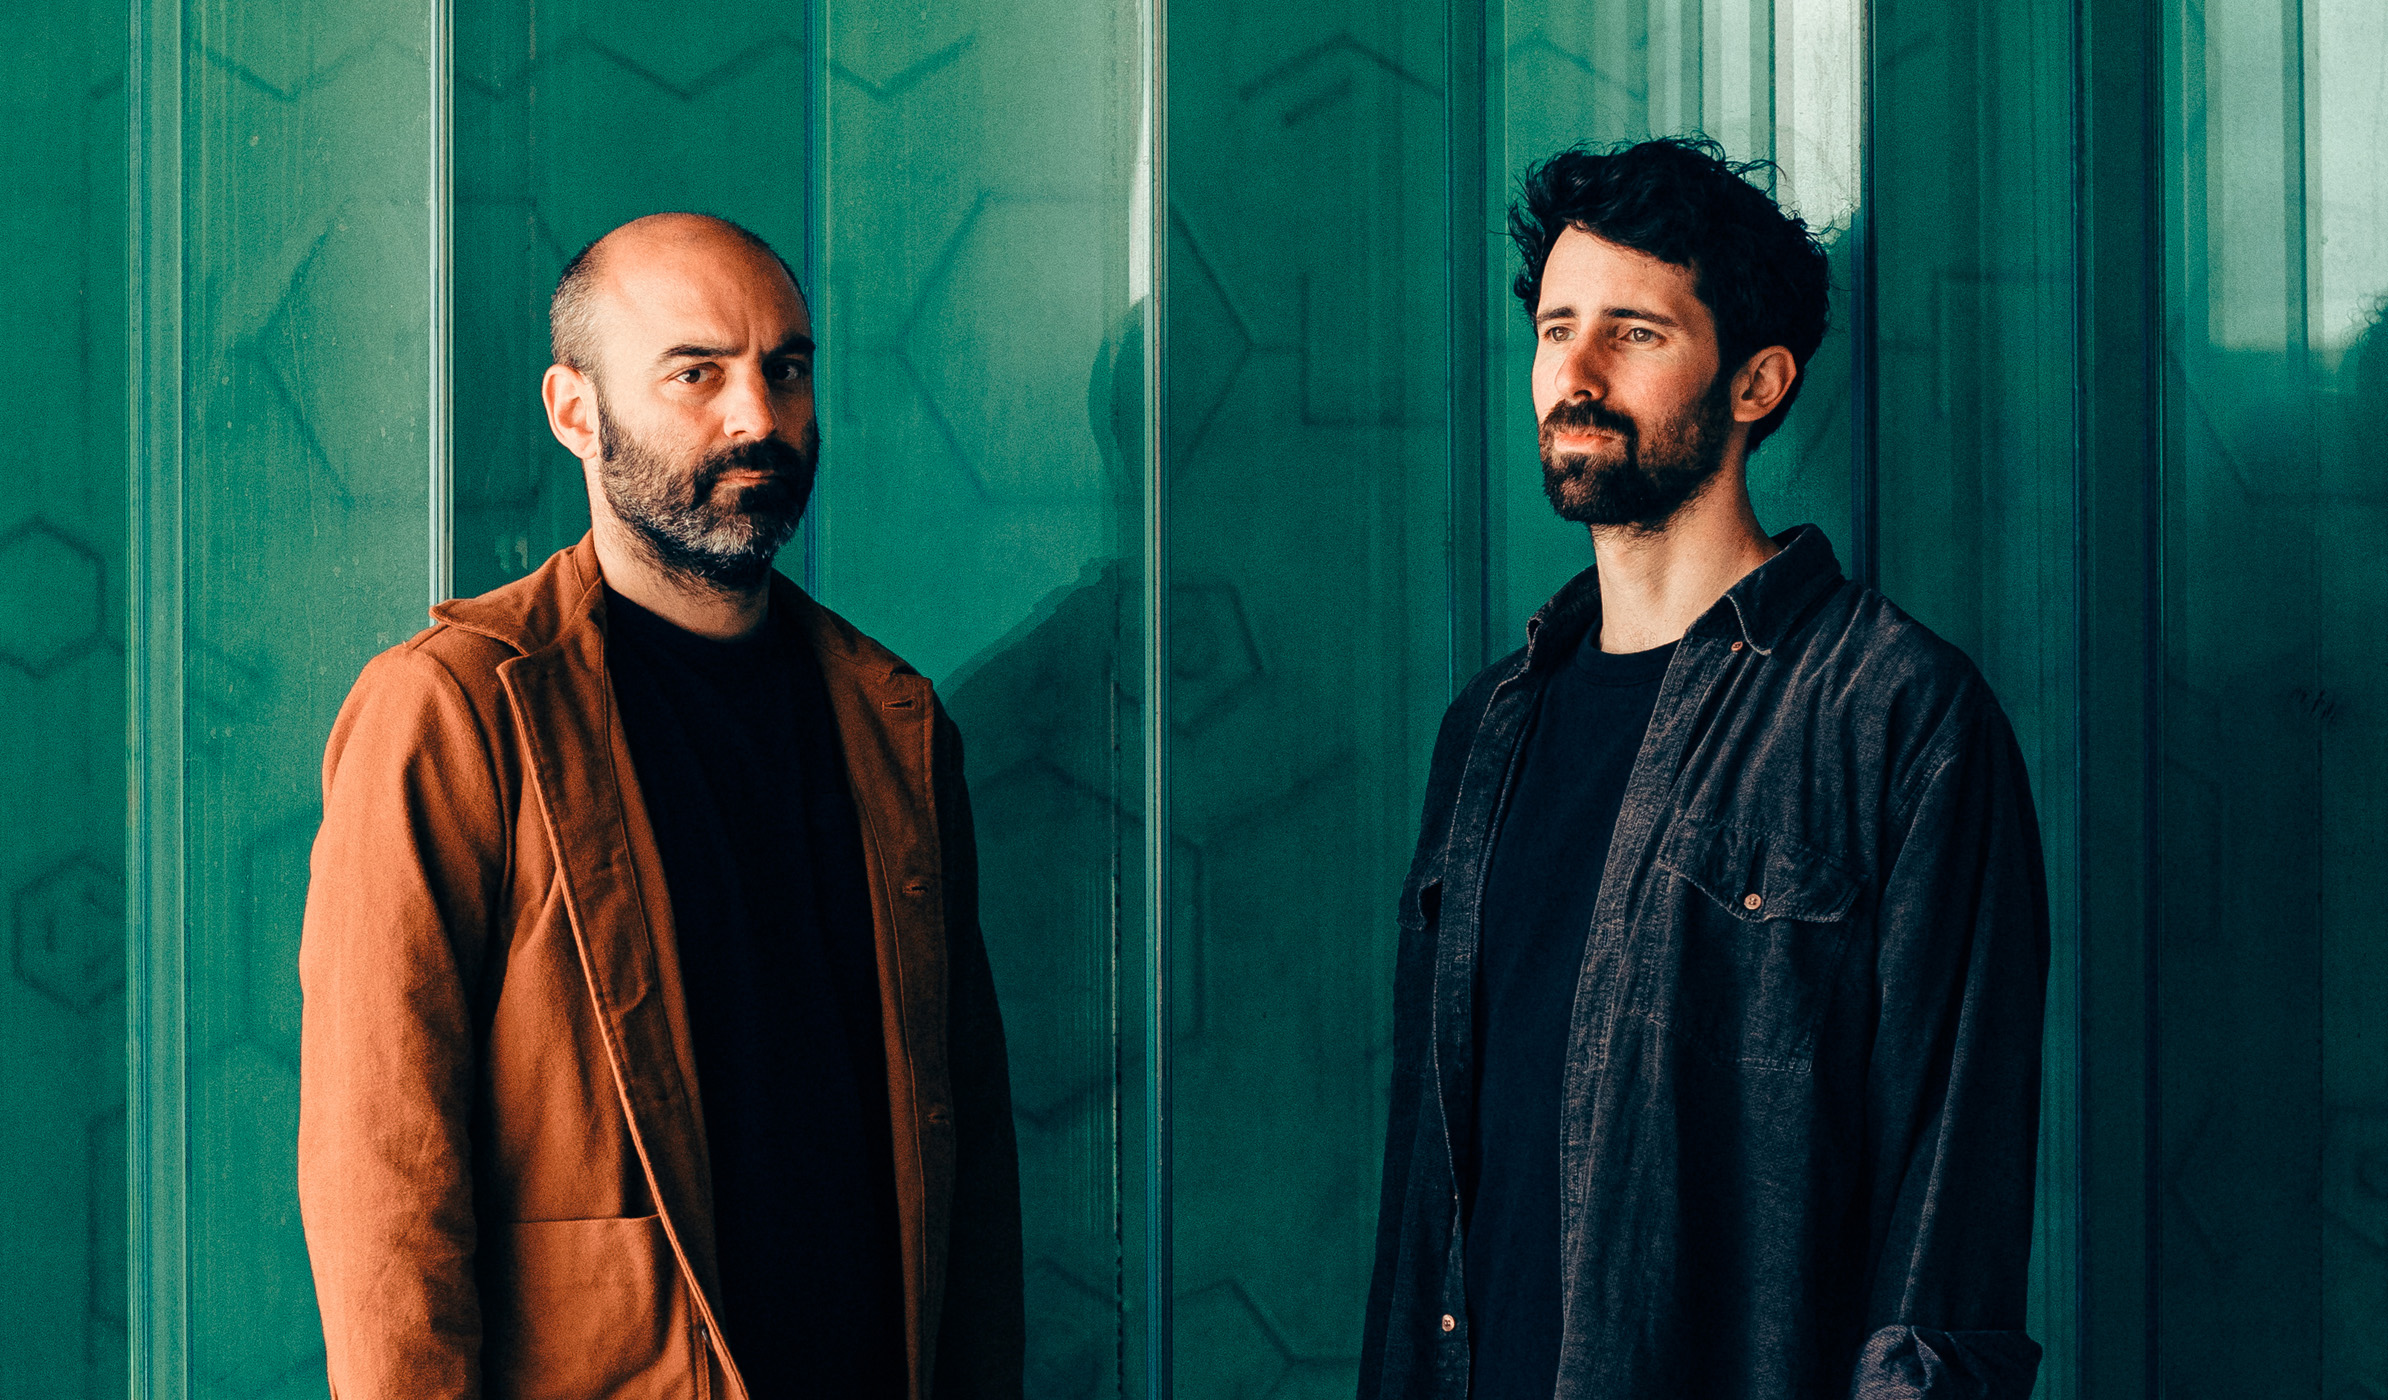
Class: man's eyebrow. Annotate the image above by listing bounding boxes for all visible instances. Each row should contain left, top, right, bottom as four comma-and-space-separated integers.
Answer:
1534, 305, 1577, 327
654, 333, 816, 365
1601, 305, 1680, 327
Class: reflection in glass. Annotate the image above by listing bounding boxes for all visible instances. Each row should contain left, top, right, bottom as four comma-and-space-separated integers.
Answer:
811, 0, 1156, 1390
1161, 6, 1454, 1395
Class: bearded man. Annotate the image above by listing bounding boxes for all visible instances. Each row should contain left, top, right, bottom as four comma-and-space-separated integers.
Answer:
1361, 141, 2050, 1400
298, 213, 1021, 1400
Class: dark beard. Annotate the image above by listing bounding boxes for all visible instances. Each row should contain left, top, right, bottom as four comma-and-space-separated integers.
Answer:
1539, 373, 1733, 530
595, 392, 818, 592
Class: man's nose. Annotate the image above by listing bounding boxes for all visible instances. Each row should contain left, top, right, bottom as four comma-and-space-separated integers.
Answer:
717, 368, 777, 442
1552, 341, 1608, 400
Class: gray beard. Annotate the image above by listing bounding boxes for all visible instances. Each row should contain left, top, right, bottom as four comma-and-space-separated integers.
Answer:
595, 392, 816, 592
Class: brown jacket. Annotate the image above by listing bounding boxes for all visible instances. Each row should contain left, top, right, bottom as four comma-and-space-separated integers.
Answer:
298, 536, 1022, 1400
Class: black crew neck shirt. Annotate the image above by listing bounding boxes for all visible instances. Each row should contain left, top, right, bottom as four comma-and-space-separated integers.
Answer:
1464, 631, 1677, 1399
603, 587, 905, 1399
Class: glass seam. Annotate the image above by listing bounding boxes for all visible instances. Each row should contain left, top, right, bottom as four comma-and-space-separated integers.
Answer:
127, 0, 189, 1392
429, 0, 453, 608
1141, 0, 1171, 1384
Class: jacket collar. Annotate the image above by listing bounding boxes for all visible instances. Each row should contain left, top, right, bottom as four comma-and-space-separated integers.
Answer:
1522, 522, 1845, 666
431, 532, 602, 655
430, 531, 919, 681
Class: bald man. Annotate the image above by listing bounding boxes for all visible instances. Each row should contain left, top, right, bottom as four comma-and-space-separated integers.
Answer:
298, 214, 1022, 1400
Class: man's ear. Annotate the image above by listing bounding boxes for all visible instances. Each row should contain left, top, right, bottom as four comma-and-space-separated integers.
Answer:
1730, 345, 1798, 425
543, 364, 602, 462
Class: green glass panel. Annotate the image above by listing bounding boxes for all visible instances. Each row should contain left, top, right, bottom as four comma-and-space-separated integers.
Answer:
165, 0, 439, 1393
449, 0, 814, 600
1869, 0, 2078, 1392
2158, 0, 2388, 1393
1488, 0, 1860, 637
1160, 7, 1455, 1397
811, 0, 1156, 1392
0, 0, 130, 1394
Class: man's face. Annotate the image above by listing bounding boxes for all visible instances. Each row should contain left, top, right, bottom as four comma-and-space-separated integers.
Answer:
583, 234, 818, 591
1530, 227, 1736, 530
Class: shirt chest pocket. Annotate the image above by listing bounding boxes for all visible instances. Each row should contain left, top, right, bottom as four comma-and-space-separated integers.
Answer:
1649, 815, 1861, 1073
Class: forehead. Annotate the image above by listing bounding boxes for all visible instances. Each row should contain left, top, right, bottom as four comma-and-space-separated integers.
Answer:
1538, 227, 1709, 325
598, 234, 811, 350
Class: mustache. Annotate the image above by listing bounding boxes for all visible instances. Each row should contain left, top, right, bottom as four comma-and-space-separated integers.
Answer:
1541, 397, 1638, 444
689, 429, 818, 498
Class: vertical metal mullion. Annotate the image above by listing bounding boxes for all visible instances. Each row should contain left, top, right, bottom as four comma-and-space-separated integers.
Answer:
2137, 2, 2167, 1389
1446, 0, 1490, 690
801, 0, 826, 597
1140, 0, 1171, 1387
2072, 1, 2164, 1396
127, 0, 188, 1393
429, 0, 454, 607
2278, 0, 2307, 365
1847, 0, 1879, 589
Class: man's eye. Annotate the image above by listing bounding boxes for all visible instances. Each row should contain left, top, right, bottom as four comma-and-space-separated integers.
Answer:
1624, 326, 1657, 344
674, 366, 708, 384
769, 360, 812, 383
1545, 326, 1573, 343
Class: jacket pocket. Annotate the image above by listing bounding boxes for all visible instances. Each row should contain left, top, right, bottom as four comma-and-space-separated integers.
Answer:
1651, 815, 1859, 1072
484, 1213, 698, 1400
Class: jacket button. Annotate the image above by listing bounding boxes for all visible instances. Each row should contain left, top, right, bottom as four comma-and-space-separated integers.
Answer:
1743, 892, 1763, 910
1731, 640, 1745, 652
1441, 1314, 1456, 1333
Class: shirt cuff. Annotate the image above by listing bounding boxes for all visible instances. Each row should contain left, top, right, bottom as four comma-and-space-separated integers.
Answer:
1849, 1326, 2042, 1400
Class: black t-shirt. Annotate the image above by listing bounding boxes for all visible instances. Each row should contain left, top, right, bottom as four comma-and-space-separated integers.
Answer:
1464, 631, 1676, 1399
604, 588, 906, 1399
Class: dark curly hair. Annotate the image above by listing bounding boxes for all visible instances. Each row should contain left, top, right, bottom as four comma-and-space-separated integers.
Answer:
1510, 137, 1831, 450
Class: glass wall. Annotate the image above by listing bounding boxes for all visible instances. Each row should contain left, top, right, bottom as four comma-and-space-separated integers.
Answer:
6, 0, 2384, 1395
2157, 0, 2388, 1394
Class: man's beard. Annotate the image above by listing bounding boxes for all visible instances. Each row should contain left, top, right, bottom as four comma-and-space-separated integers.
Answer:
1539, 373, 1734, 531
595, 392, 818, 593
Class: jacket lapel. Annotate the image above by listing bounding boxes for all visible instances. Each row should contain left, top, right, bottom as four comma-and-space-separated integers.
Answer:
443, 538, 948, 1400
483, 543, 746, 1397
789, 585, 952, 1400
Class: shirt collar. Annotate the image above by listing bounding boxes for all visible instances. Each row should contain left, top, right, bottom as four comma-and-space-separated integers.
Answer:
1521, 523, 1845, 667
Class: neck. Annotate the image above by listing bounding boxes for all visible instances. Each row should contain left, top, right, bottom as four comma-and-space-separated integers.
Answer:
1587, 463, 1778, 653
589, 513, 772, 642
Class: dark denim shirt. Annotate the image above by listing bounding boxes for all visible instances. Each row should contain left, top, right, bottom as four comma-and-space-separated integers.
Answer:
1361, 527, 2050, 1400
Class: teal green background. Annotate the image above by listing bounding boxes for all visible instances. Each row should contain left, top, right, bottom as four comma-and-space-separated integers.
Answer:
5, 0, 2385, 1396
1, 0, 129, 1396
